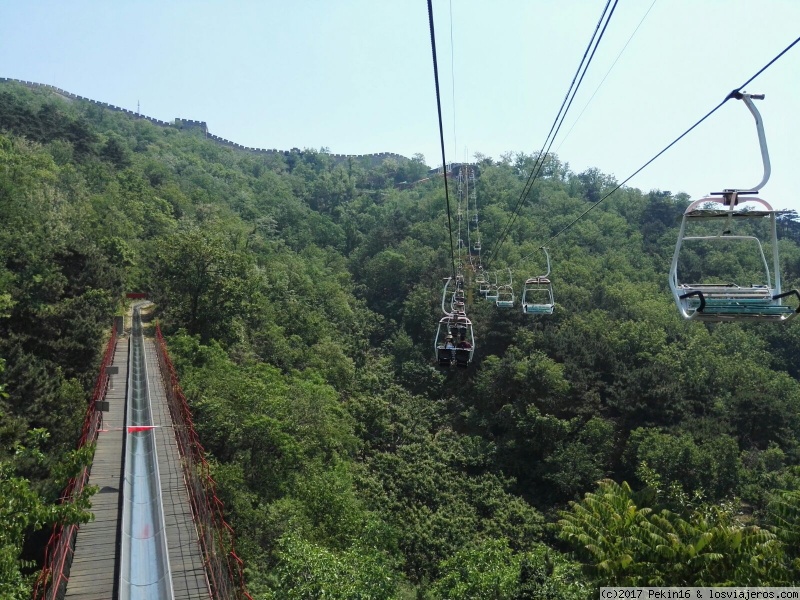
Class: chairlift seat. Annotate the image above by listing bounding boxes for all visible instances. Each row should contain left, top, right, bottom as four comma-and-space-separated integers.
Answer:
682, 300, 794, 320
495, 285, 514, 308
521, 248, 554, 316
437, 347, 454, 366
678, 284, 799, 320
522, 284, 554, 315
667, 95, 800, 323
434, 298, 475, 366
523, 303, 554, 315
685, 209, 776, 219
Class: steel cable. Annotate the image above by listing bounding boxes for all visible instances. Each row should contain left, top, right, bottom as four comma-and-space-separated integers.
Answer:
485, 0, 618, 270
539, 33, 800, 248
428, 0, 457, 279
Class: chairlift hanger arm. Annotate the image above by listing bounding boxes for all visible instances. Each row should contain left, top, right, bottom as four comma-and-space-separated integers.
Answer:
541, 247, 551, 278
441, 277, 454, 315
539, 35, 800, 249
716, 92, 770, 196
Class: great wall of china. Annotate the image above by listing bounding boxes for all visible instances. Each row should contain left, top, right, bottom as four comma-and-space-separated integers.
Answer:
0, 78, 411, 166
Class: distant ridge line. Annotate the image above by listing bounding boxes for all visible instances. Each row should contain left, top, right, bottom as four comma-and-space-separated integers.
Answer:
0, 77, 411, 166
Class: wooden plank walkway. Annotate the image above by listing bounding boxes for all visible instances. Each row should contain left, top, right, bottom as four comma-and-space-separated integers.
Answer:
65, 338, 128, 600
145, 338, 212, 600
64, 331, 212, 600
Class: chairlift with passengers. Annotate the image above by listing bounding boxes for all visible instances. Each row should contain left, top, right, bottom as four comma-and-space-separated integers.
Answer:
669, 93, 800, 322
435, 277, 475, 367
451, 285, 466, 314
522, 247, 555, 315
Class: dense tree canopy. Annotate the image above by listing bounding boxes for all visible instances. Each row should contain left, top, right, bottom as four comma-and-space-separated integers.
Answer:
2, 81, 800, 597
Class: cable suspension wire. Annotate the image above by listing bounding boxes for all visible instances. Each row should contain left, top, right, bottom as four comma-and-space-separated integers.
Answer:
464, 153, 474, 272
457, 166, 465, 271
428, 0, 457, 280
471, 166, 483, 271
538, 33, 800, 249
555, 0, 659, 154
460, 164, 467, 271
449, 0, 457, 161
485, 0, 618, 270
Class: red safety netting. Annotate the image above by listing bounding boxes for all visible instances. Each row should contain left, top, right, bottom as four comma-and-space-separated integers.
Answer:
154, 323, 252, 600
33, 326, 118, 600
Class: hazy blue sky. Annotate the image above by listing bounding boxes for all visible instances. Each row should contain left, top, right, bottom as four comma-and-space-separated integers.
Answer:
1, 1, 799, 211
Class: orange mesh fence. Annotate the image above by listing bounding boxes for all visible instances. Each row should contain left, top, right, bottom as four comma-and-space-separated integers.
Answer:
33, 326, 118, 600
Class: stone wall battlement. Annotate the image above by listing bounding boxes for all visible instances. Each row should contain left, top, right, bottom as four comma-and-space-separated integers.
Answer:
0, 78, 411, 165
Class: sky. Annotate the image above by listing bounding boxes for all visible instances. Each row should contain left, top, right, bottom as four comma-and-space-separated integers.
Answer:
2, 1, 799, 213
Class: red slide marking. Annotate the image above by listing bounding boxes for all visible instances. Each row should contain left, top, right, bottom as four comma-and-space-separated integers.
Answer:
127, 425, 158, 433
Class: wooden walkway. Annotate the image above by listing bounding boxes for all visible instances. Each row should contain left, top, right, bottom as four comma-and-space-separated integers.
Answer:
64, 333, 211, 600
145, 338, 211, 600
65, 338, 128, 600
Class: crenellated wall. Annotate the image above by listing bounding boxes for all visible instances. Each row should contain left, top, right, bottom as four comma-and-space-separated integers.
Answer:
0, 78, 412, 166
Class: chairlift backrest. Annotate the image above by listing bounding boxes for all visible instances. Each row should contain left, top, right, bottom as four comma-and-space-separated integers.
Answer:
434, 313, 476, 366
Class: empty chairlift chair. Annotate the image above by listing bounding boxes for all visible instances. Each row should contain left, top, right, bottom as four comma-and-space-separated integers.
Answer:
522, 277, 555, 314
522, 248, 555, 315
495, 269, 515, 308
485, 273, 499, 302
495, 287, 514, 308
668, 93, 799, 322
669, 195, 799, 321
476, 270, 490, 297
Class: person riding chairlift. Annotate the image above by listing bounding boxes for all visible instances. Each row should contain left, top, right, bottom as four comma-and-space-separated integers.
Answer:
444, 335, 456, 349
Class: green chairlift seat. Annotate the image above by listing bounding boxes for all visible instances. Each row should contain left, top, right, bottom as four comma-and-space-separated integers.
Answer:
522, 248, 555, 315
522, 277, 554, 314
669, 93, 799, 323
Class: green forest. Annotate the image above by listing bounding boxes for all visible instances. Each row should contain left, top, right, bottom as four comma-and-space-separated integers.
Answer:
3, 81, 800, 598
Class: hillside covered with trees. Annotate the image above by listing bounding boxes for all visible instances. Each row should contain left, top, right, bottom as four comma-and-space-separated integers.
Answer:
3, 81, 800, 598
